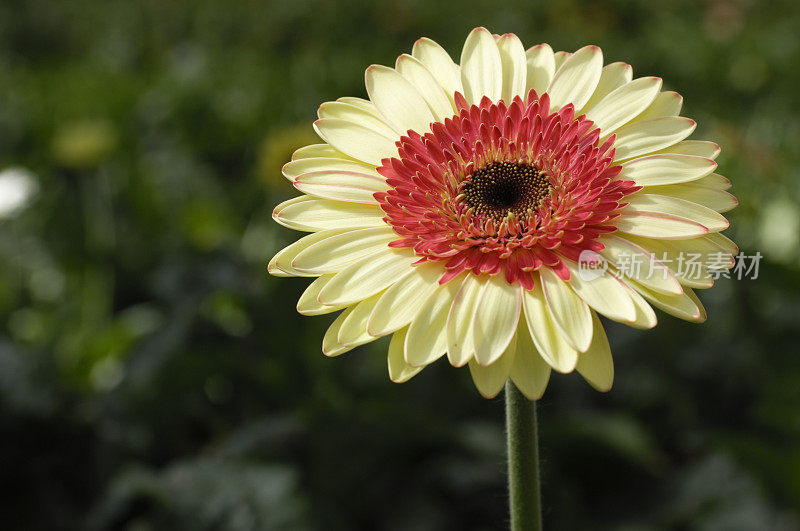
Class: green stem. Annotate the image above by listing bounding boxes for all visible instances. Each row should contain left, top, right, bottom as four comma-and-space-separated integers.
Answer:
505, 380, 542, 531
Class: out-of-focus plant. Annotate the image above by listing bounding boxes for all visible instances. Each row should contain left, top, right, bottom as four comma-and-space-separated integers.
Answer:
0, 0, 799, 529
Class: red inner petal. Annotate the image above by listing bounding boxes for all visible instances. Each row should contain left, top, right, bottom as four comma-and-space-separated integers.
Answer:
376, 89, 638, 288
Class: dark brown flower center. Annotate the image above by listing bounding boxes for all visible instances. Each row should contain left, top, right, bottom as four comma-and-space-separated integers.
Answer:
459, 161, 551, 221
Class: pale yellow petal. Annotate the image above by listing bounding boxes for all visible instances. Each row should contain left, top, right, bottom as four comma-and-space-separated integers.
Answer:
405, 275, 464, 367
692, 173, 732, 190
297, 274, 345, 316
291, 143, 354, 161
613, 117, 696, 161
336, 96, 380, 115
618, 154, 717, 186
395, 54, 455, 121
368, 262, 444, 336
509, 323, 551, 400
539, 267, 593, 352
620, 235, 724, 289
524, 43, 555, 95
552, 51, 571, 70
705, 232, 739, 255
365, 64, 435, 135
322, 306, 356, 357
626, 194, 729, 232
598, 234, 683, 295
641, 182, 737, 213
388, 327, 422, 383
318, 249, 416, 306
630, 282, 706, 322
317, 101, 398, 139
564, 262, 637, 323
654, 140, 721, 160
575, 312, 614, 391
446, 274, 486, 367
469, 333, 516, 398
615, 210, 710, 239
291, 226, 396, 274
586, 76, 662, 134
294, 170, 387, 204
522, 280, 578, 373
460, 27, 502, 104
579, 62, 633, 113
412, 37, 463, 104
272, 196, 386, 232
338, 292, 384, 346
268, 228, 349, 277
619, 281, 658, 329
282, 157, 381, 181
631, 91, 683, 122
496, 33, 527, 103
547, 45, 603, 111
472, 276, 522, 366
313, 118, 397, 165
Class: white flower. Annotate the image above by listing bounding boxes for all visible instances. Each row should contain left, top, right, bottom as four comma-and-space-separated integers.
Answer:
0, 167, 39, 219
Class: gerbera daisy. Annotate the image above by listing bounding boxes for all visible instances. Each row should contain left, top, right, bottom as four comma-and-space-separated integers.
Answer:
269, 27, 737, 400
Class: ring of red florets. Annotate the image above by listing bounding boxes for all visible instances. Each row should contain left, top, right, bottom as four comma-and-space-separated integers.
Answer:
374, 89, 641, 289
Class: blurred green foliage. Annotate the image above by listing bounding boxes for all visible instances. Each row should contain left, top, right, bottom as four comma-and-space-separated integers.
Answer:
1, 0, 800, 529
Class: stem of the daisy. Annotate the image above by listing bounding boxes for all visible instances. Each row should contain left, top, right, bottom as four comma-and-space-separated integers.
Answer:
505, 380, 542, 531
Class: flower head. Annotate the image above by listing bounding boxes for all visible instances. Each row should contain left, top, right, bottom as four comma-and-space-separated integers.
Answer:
270, 28, 737, 399
377, 89, 636, 288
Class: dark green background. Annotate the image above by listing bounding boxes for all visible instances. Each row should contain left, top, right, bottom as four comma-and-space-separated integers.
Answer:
1, 0, 799, 529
